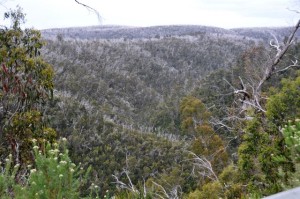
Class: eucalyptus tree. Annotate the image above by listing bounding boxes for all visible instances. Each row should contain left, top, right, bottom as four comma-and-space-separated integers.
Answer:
0, 8, 56, 167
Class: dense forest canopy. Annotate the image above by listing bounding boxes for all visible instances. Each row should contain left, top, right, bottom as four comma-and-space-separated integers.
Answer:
0, 5, 300, 199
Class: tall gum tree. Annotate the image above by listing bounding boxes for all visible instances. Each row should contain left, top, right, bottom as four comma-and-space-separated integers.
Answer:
0, 8, 56, 167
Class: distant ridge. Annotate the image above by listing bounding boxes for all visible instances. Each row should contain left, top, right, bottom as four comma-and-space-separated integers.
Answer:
41, 24, 300, 43
41, 25, 235, 40
231, 26, 299, 41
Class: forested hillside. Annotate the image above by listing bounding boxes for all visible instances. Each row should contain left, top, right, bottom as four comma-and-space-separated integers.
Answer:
42, 28, 256, 133
1, 8, 300, 199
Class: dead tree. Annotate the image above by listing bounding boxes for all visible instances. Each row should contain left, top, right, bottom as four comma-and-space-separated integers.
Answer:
188, 151, 219, 182
228, 20, 300, 114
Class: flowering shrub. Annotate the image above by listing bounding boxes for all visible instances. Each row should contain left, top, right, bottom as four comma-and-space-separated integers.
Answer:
0, 138, 94, 199
281, 119, 300, 162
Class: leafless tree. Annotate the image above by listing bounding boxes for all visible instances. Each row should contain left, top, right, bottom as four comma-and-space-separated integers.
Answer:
188, 151, 219, 182
226, 19, 300, 114
151, 181, 181, 199
112, 169, 140, 194
112, 152, 182, 199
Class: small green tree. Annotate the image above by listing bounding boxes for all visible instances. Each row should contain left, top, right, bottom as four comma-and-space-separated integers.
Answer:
180, 96, 211, 135
281, 119, 300, 162
0, 138, 93, 199
180, 96, 228, 185
236, 73, 300, 196
266, 73, 300, 126
273, 119, 300, 190
237, 116, 281, 195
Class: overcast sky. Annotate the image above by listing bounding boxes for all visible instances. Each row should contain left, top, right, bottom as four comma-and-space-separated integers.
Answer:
0, 0, 299, 29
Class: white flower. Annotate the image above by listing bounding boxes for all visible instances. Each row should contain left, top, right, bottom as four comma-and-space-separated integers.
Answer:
59, 174, 63, 178
60, 160, 67, 165
70, 168, 74, 173
54, 149, 59, 153
32, 138, 37, 143
62, 137, 67, 142
14, 164, 20, 169
30, 169, 37, 173
32, 181, 36, 185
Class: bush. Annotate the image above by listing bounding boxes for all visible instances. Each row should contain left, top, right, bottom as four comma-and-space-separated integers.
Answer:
0, 138, 93, 199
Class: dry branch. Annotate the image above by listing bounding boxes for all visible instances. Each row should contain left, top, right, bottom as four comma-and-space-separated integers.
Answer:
74, 0, 101, 23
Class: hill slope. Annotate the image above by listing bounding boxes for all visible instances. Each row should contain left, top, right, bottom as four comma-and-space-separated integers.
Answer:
42, 26, 259, 133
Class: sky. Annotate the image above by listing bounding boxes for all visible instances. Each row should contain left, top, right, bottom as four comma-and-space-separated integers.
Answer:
0, 0, 299, 30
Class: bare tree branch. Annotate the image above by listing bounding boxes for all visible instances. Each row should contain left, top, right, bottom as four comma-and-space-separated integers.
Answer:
275, 59, 300, 73
187, 151, 219, 182
152, 181, 171, 199
151, 181, 181, 199
223, 19, 300, 116
0, 1, 8, 9
287, 8, 300, 14
74, 0, 101, 23
112, 169, 139, 193
259, 19, 300, 88
238, 99, 266, 113
270, 33, 282, 54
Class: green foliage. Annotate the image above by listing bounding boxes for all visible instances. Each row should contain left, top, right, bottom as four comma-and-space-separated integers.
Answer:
275, 119, 300, 190
180, 96, 211, 135
185, 164, 245, 199
186, 181, 223, 199
219, 164, 244, 198
180, 96, 229, 187
0, 154, 21, 198
0, 8, 55, 165
233, 72, 300, 196
45, 92, 200, 196
42, 31, 253, 135
114, 191, 152, 199
281, 119, 300, 161
237, 116, 286, 195
27, 139, 90, 199
266, 73, 300, 126
0, 139, 92, 199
